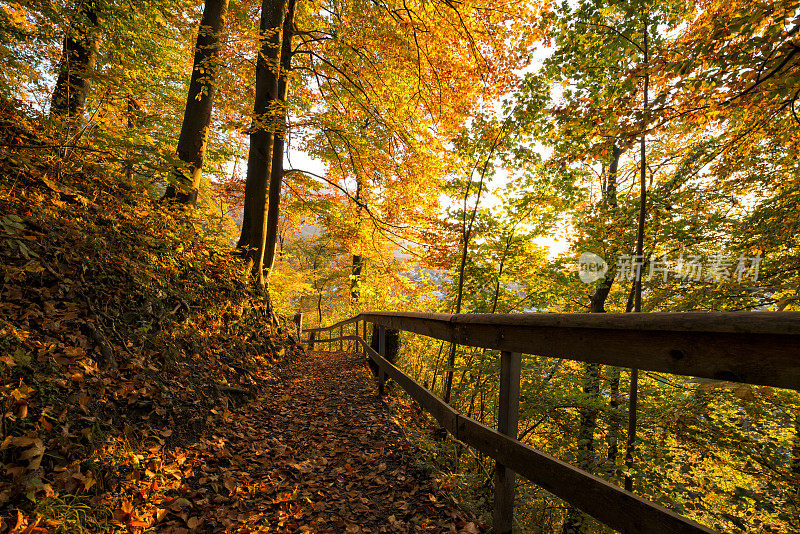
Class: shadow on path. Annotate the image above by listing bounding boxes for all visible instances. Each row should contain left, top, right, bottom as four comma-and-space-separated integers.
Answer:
181, 350, 483, 533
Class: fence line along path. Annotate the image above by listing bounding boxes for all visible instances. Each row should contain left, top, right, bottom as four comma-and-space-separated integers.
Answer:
304, 311, 800, 534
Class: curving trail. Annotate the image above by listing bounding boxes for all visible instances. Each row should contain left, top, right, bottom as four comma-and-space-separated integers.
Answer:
172, 350, 483, 533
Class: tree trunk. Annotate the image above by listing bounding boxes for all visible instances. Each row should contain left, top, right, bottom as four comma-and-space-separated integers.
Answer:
351, 254, 364, 300
562, 363, 601, 534
351, 177, 364, 301
429, 341, 446, 394
605, 144, 621, 206
626, 12, 650, 493
51, 0, 101, 120
237, 0, 289, 288
562, 142, 621, 534
789, 413, 800, 522
444, 162, 488, 403
605, 366, 622, 477
166, 0, 229, 205
261, 0, 296, 286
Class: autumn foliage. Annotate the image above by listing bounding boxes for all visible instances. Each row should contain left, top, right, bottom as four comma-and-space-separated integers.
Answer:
2, 0, 800, 532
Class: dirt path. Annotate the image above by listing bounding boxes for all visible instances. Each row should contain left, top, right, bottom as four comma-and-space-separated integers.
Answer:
170, 350, 483, 533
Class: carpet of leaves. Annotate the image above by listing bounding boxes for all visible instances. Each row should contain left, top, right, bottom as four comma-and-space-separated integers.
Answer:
166, 350, 485, 533
2, 340, 486, 533
0, 105, 484, 532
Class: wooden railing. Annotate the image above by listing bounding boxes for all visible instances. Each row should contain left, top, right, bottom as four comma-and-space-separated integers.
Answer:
304, 311, 800, 534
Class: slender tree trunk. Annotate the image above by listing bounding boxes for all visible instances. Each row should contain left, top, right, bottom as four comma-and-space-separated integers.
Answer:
606, 144, 621, 205
454, 348, 480, 407
789, 413, 800, 523
632, 20, 649, 316
429, 341, 446, 393
606, 283, 634, 477
261, 0, 297, 288
562, 143, 621, 534
605, 367, 621, 466
489, 233, 512, 313
237, 0, 289, 288
562, 363, 601, 534
165, 0, 229, 205
351, 178, 364, 301
466, 361, 485, 419
443, 125, 509, 404
444, 163, 488, 403
625, 13, 649, 493
51, 0, 101, 120
351, 254, 364, 299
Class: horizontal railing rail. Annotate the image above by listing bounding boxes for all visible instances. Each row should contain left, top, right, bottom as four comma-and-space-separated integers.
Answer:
305, 311, 800, 534
307, 311, 800, 390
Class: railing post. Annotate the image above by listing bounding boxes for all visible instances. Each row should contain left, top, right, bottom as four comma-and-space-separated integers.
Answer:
494, 351, 521, 534
293, 312, 303, 340
378, 325, 387, 396
309, 331, 315, 351
362, 320, 367, 360
338, 325, 342, 352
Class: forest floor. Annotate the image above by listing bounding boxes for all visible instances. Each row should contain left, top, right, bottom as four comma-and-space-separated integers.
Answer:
161, 349, 485, 534
3, 342, 486, 534
0, 108, 484, 533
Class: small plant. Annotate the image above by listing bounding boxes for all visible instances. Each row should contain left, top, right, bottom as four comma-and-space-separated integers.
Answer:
0, 214, 36, 259
35, 494, 111, 534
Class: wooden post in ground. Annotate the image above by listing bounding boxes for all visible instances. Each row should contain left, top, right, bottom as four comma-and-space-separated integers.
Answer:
363, 320, 367, 360
493, 351, 521, 534
309, 331, 315, 351
293, 312, 303, 340
378, 325, 387, 396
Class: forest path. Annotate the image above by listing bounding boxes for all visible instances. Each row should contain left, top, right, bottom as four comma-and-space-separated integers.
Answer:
180, 350, 483, 533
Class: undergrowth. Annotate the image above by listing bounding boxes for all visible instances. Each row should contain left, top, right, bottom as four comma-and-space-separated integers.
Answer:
0, 101, 299, 532
383, 385, 494, 529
